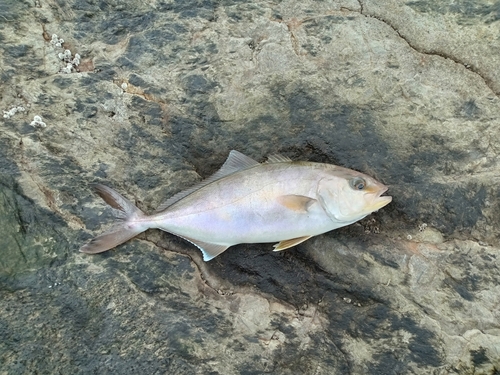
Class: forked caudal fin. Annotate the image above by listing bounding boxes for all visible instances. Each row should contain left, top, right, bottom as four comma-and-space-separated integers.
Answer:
80, 184, 147, 254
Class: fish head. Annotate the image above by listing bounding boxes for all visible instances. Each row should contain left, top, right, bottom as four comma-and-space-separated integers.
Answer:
317, 167, 392, 224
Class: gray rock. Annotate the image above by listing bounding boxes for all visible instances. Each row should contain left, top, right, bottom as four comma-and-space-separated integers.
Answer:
1, 0, 500, 373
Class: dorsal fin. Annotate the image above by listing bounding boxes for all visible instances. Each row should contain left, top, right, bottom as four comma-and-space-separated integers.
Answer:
220, 150, 261, 171
266, 154, 293, 163
155, 150, 260, 212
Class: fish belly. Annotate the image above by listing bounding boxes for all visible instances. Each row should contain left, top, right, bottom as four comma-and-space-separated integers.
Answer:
152, 194, 336, 246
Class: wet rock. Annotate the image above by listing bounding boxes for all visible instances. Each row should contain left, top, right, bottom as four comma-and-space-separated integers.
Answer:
1, 0, 500, 373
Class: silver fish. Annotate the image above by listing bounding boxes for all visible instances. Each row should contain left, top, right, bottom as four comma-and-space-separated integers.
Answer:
80, 150, 392, 261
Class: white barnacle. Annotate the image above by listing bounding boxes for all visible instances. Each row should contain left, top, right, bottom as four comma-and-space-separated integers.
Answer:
30, 115, 47, 128
3, 109, 13, 118
50, 34, 64, 48
3, 106, 26, 119
61, 63, 73, 74
72, 53, 81, 66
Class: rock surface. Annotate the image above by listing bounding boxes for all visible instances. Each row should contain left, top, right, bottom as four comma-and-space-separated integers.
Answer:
1, 0, 500, 373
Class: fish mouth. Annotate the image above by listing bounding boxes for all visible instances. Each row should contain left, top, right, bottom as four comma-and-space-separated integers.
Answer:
367, 187, 392, 211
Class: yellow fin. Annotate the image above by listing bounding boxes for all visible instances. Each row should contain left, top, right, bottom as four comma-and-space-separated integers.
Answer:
273, 235, 313, 251
277, 195, 316, 213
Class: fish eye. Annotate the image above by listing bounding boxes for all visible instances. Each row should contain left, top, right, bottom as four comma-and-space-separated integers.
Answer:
349, 177, 366, 191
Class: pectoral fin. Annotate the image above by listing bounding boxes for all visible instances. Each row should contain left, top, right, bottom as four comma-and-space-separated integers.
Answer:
273, 235, 313, 251
179, 235, 229, 261
277, 195, 316, 213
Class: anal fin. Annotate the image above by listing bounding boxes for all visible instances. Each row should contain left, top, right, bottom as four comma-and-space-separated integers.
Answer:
273, 235, 313, 251
180, 235, 230, 261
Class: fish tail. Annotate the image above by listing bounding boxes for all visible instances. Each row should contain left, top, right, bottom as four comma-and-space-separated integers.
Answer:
80, 184, 148, 254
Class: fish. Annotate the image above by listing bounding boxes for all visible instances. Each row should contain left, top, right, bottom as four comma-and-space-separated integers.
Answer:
80, 150, 392, 261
